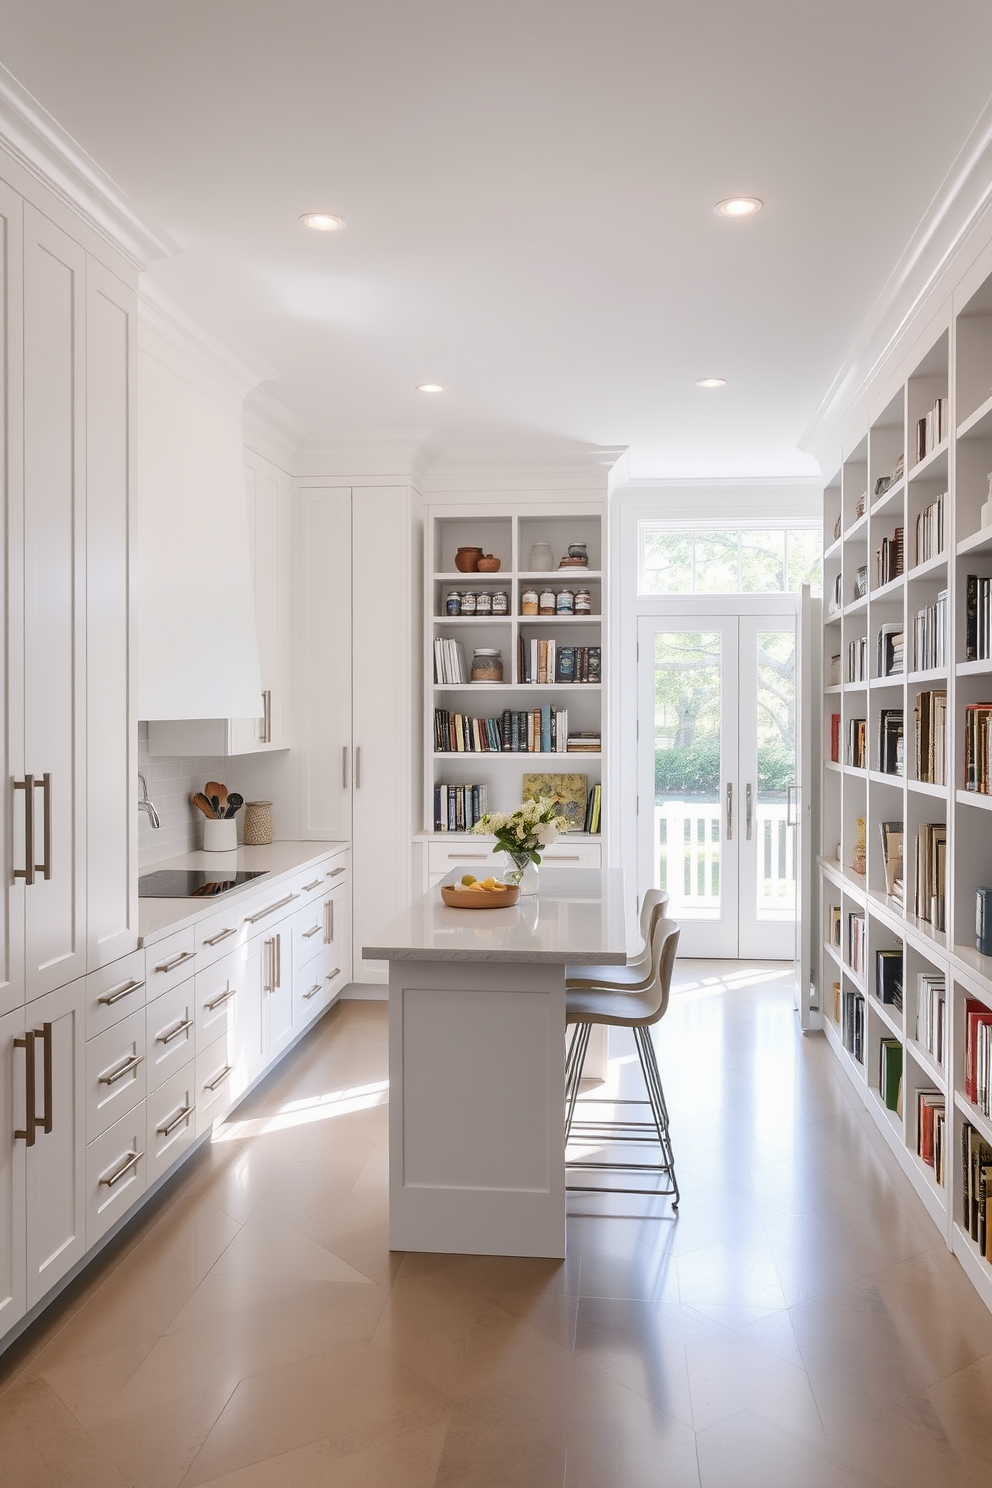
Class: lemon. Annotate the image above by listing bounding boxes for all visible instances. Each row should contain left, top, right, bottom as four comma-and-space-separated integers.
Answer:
481, 876, 497, 890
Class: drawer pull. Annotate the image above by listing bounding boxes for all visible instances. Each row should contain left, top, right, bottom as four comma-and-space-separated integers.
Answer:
446, 853, 488, 861
204, 986, 237, 1012
326, 967, 342, 981
97, 978, 144, 1006
543, 855, 580, 862
245, 893, 298, 924
157, 1103, 194, 1138
98, 1053, 143, 1086
302, 923, 322, 940
99, 1149, 143, 1187
301, 878, 322, 892
303, 983, 321, 1001
204, 1064, 232, 1092
326, 866, 346, 878
156, 1017, 193, 1046
154, 949, 194, 974
203, 927, 237, 948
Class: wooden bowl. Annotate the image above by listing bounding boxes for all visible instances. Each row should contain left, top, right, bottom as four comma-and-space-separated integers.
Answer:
440, 883, 520, 909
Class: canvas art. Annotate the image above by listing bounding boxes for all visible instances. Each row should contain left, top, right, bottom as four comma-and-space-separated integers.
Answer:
522, 773, 588, 832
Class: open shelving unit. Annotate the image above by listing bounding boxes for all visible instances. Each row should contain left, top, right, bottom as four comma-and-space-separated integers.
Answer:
819, 269, 992, 1313
422, 505, 606, 882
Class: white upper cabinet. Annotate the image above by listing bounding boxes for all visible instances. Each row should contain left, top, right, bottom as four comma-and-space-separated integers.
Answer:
0, 179, 23, 1019
300, 485, 353, 838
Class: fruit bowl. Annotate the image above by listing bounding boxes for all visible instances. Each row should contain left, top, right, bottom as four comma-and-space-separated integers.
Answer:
440, 881, 520, 909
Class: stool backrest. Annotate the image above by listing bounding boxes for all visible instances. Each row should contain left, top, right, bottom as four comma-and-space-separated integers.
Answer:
638, 888, 669, 952
641, 917, 681, 1025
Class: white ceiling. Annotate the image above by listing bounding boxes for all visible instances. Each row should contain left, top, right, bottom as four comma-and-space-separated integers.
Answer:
3, 1, 992, 478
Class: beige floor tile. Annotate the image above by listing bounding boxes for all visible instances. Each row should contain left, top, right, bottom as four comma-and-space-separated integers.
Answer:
565, 1363, 700, 1488
573, 1295, 697, 1426
431, 1379, 569, 1488
684, 1331, 824, 1436
209, 1215, 376, 1285
0, 1375, 131, 1487
188, 1417, 449, 1488
927, 1350, 992, 1460
695, 1411, 871, 1488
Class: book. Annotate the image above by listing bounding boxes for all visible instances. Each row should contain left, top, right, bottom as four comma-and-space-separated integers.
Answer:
875, 948, 903, 1009
918, 1090, 945, 1170
964, 702, 992, 792
583, 782, 602, 834
830, 714, 840, 763
433, 782, 490, 832
917, 973, 946, 1066
847, 717, 866, 769
914, 822, 946, 928
879, 821, 903, 897
843, 990, 865, 1063
879, 1039, 902, 1112
877, 708, 903, 775
913, 589, 946, 671
876, 622, 904, 677
915, 691, 947, 784
522, 772, 588, 833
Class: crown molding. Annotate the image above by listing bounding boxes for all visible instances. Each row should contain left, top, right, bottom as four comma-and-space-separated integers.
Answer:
295, 429, 440, 483
0, 61, 176, 270
424, 442, 626, 494
802, 92, 992, 464
138, 276, 277, 401
243, 389, 308, 473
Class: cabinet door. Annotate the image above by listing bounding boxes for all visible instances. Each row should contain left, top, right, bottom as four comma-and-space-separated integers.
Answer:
262, 927, 294, 1060
0, 181, 24, 1018
22, 206, 87, 999
24, 979, 86, 1309
0, 1007, 27, 1336
352, 487, 413, 981
85, 259, 138, 968
234, 935, 265, 1094
300, 486, 352, 836
231, 459, 293, 754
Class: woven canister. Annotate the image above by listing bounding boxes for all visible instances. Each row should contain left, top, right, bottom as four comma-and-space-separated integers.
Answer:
242, 800, 273, 846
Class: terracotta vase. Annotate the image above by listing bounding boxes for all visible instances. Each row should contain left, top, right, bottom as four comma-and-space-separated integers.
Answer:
477, 555, 501, 572
454, 546, 483, 573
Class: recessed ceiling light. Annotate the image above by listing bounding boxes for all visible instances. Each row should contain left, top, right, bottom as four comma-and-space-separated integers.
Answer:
299, 212, 346, 231
417, 383, 445, 393
696, 377, 727, 388
713, 197, 762, 217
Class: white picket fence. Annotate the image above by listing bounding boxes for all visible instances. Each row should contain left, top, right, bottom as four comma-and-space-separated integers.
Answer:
655, 799, 795, 917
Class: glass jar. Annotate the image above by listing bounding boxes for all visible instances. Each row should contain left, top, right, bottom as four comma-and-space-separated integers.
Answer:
539, 589, 556, 615
445, 590, 462, 615
475, 591, 493, 616
556, 589, 574, 615
528, 541, 555, 571
492, 589, 509, 615
521, 588, 539, 615
459, 590, 477, 615
471, 648, 503, 682
574, 587, 592, 615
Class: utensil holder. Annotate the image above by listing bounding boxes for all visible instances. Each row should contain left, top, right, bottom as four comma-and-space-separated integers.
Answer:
203, 818, 238, 852
243, 800, 273, 846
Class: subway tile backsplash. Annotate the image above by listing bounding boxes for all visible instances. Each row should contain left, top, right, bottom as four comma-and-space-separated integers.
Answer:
137, 721, 232, 868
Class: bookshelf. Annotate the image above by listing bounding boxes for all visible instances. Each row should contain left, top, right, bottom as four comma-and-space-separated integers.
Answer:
819, 279, 992, 1311
423, 505, 605, 884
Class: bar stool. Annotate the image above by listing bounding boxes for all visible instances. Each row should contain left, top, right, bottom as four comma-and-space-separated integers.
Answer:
565, 887, 669, 991
565, 916, 680, 1206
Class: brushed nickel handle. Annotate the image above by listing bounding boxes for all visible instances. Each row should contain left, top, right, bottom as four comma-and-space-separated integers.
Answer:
245, 893, 298, 924
746, 783, 753, 841
342, 746, 349, 789
262, 689, 272, 744
38, 1022, 53, 1135
324, 899, 334, 943
38, 774, 52, 881
98, 1052, 143, 1086
301, 879, 322, 892
156, 1016, 193, 1046
204, 986, 237, 1012
99, 1149, 142, 1187
326, 968, 341, 982
326, 866, 346, 878
446, 854, 488, 861
355, 745, 361, 789
203, 927, 237, 948
157, 1103, 193, 1138
14, 1030, 36, 1145
542, 854, 580, 862
204, 1063, 232, 1092
154, 949, 194, 974
275, 933, 281, 989
786, 782, 799, 827
302, 983, 321, 1001
302, 923, 322, 940
726, 782, 733, 841
14, 775, 35, 884
97, 978, 144, 1006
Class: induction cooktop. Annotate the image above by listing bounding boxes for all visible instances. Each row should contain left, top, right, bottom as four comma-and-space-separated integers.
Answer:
138, 869, 270, 899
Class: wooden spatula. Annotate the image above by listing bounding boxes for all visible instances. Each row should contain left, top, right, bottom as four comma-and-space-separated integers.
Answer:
190, 792, 215, 818
204, 781, 228, 817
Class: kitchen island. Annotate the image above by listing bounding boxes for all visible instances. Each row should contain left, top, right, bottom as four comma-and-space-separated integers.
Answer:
364, 868, 626, 1258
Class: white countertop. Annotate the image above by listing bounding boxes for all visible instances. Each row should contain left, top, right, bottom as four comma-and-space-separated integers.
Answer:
138, 840, 348, 944
363, 868, 626, 964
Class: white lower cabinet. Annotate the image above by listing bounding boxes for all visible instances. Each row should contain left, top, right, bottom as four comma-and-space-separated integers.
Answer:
261, 925, 294, 1061
146, 1061, 196, 1184
195, 1033, 237, 1137
86, 1006, 146, 1142
86, 1105, 146, 1247
0, 1007, 27, 1336
145, 979, 195, 1091
195, 950, 241, 1047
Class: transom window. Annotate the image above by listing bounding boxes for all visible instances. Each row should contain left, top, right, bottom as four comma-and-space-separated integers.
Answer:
638, 525, 821, 597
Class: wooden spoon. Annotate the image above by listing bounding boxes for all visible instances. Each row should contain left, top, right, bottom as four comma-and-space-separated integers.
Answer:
204, 781, 228, 817
190, 792, 215, 818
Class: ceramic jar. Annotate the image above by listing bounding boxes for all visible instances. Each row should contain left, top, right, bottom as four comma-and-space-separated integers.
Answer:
455, 546, 483, 572
528, 542, 554, 571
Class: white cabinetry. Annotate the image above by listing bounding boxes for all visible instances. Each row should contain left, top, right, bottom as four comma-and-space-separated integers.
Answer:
300, 484, 418, 982
0, 1007, 26, 1335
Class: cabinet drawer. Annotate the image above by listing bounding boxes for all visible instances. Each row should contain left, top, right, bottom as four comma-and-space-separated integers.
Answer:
194, 912, 243, 969
538, 843, 601, 868
293, 859, 333, 900
86, 1008, 146, 1142
146, 1063, 197, 1185
428, 841, 502, 875
146, 980, 195, 1092
195, 950, 242, 1045
145, 928, 196, 997
296, 944, 347, 1027
85, 950, 146, 1041
87, 1105, 147, 1247
195, 1034, 237, 1136
291, 900, 326, 972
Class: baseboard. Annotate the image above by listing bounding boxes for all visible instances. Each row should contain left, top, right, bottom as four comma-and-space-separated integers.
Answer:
340, 981, 388, 1001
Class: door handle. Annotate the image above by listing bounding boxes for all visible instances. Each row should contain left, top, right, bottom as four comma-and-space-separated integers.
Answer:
787, 783, 799, 827
355, 746, 361, 789
342, 746, 349, 789
726, 783, 733, 840
14, 1030, 37, 1145
38, 1022, 53, 1134
14, 775, 35, 884
262, 689, 272, 744
38, 774, 52, 880
746, 784, 753, 841
324, 898, 334, 943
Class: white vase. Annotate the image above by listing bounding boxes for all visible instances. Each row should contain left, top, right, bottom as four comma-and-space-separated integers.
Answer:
203, 817, 238, 852
528, 542, 554, 572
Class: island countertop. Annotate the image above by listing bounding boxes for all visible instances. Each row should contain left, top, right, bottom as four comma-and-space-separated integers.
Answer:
363, 867, 627, 964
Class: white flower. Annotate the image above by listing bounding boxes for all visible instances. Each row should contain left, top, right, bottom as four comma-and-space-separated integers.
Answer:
535, 822, 557, 846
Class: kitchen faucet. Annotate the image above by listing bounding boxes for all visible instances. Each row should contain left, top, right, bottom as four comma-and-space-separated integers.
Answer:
137, 772, 161, 829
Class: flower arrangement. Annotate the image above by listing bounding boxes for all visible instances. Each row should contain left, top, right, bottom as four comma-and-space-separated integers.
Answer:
472, 796, 570, 866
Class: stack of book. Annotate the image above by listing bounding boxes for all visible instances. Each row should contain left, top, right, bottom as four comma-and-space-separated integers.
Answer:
434, 783, 490, 832
827, 653, 841, 685
917, 973, 946, 1065
915, 823, 947, 929
849, 912, 866, 978
965, 998, 992, 1116
582, 784, 602, 833
879, 821, 904, 901
875, 947, 903, 1009
964, 703, 992, 792
517, 639, 601, 684
876, 623, 904, 677
879, 1039, 903, 1113
965, 575, 992, 661
434, 706, 570, 753
915, 490, 946, 562
434, 637, 469, 684
961, 1123, 992, 1258
847, 717, 866, 769
830, 905, 842, 947
915, 397, 949, 464
829, 714, 840, 763
854, 565, 868, 599
847, 636, 867, 682
877, 708, 904, 775
875, 527, 904, 586
566, 731, 600, 753
843, 990, 865, 1063
915, 690, 947, 784
913, 590, 947, 671
918, 1090, 946, 1183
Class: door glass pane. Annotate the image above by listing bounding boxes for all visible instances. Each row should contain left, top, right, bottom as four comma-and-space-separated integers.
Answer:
755, 630, 797, 922
654, 632, 722, 919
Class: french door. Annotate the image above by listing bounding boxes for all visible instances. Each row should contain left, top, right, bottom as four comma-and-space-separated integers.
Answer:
637, 601, 799, 958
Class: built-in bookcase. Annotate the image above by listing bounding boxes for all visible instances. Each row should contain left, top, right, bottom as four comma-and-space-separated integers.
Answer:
819, 262, 992, 1314
423, 505, 606, 873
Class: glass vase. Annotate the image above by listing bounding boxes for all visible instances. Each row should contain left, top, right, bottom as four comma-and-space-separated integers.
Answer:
502, 850, 540, 895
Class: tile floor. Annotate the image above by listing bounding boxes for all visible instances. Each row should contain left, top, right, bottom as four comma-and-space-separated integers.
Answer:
3, 961, 992, 1486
